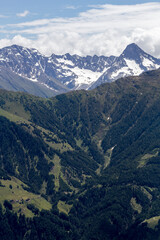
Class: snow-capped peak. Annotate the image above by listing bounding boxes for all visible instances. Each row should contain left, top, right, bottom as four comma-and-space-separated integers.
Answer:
89, 43, 160, 89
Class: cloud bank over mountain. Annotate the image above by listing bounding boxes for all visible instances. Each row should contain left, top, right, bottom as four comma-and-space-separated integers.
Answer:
0, 3, 160, 57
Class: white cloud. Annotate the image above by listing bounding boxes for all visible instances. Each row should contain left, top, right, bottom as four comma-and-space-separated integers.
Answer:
66, 6, 79, 10
1, 3, 160, 57
0, 14, 8, 18
16, 10, 30, 17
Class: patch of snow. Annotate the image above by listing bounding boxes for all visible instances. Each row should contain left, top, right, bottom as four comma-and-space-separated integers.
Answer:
142, 57, 160, 70
142, 57, 154, 68
63, 70, 73, 77
57, 58, 74, 66
40, 82, 57, 91
18, 73, 38, 82
57, 74, 63, 78
64, 81, 71, 85
71, 67, 102, 87
111, 67, 131, 79
28, 78, 38, 82
124, 59, 142, 75
32, 49, 39, 53
47, 59, 53, 63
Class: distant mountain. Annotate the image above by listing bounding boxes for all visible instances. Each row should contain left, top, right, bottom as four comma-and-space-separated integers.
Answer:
0, 43, 160, 96
0, 66, 61, 98
0, 45, 69, 97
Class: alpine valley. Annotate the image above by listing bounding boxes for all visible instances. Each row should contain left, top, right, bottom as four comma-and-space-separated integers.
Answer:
1, 67, 160, 239
0, 43, 160, 97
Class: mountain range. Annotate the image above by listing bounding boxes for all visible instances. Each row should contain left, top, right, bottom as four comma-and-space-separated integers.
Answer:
0, 43, 160, 97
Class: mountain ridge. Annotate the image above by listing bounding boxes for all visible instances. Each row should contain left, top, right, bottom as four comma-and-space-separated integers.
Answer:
0, 43, 160, 97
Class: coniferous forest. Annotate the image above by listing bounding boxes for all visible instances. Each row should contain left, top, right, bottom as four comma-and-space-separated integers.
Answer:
1, 69, 160, 239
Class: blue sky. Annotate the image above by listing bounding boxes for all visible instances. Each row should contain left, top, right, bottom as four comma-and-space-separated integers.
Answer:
1, 1, 160, 57
1, 0, 158, 21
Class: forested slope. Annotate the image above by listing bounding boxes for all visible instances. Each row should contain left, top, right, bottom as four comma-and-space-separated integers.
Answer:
1, 69, 160, 239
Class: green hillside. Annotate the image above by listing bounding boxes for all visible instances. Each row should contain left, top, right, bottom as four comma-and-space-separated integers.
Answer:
1, 69, 160, 239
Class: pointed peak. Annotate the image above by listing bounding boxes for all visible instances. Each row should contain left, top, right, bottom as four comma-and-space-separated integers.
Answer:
123, 43, 143, 53
121, 43, 147, 60
125, 43, 140, 48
